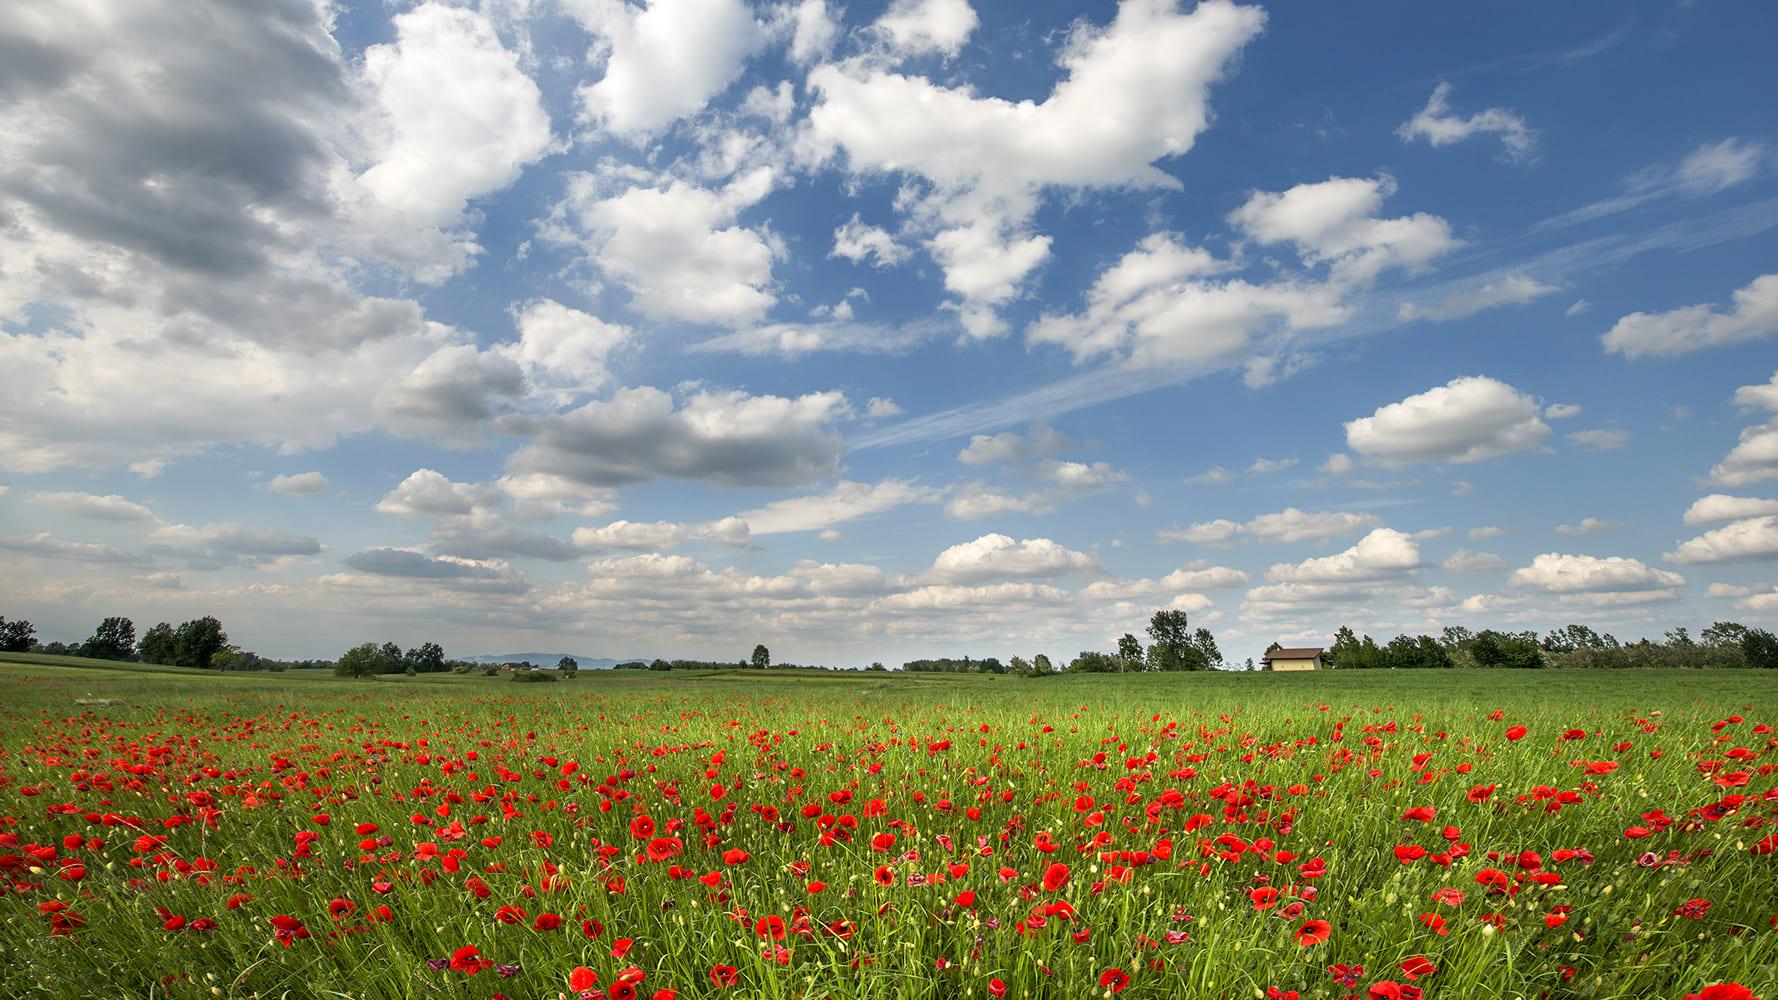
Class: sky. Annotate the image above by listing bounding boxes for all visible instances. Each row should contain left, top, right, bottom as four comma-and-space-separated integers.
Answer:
2, 0, 1778, 667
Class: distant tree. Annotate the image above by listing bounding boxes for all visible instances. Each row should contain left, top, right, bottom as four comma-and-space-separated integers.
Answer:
1743, 628, 1778, 670
1067, 650, 1122, 673
1007, 655, 1031, 676
1193, 628, 1223, 669
1116, 633, 1144, 670
173, 617, 228, 669
1438, 626, 1472, 649
82, 617, 136, 660
558, 655, 579, 679
379, 642, 404, 674
138, 623, 177, 664
335, 643, 382, 679
0, 616, 34, 653
1032, 653, 1054, 675
751, 644, 771, 670
1470, 629, 1544, 669
1702, 622, 1749, 648
404, 642, 445, 674
1146, 610, 1208, 671
868, 661, 887, 672
1244, 657, 1254, 672
210, 646, 261, 672
1542, 624, 1605, 653
1663, 626, 1694, 648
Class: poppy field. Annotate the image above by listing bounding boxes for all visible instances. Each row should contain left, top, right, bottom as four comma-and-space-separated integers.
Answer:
0, 663, 1773, 1000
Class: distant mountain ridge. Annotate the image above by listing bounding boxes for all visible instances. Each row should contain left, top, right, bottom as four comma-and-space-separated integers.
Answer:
461, 652, 649, 669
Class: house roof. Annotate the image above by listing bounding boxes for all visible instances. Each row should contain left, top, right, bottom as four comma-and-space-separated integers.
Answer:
1264, 647, 1325, 659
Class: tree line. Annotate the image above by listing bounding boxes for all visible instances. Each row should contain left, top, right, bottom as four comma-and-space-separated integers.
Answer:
1316, 621, 1778, 670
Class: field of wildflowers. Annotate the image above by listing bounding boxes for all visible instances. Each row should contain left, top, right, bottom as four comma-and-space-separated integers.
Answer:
0, 663, 1772, 999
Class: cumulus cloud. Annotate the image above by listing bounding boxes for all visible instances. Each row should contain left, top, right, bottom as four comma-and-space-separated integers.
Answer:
808, 0, 1266, 336
1345, 376, 1550, 465
1227, 175, 1460, 285
1396, 82, 1535, 161
1602, 274, 1778, 359
343, 548, 526, 592
832, 214, 912, 267
571, 0, 766, 139
0, 532, 152, 566
739, 479, 943, 535
1442, 549, 1505, 573
1507, 553, 1684, 594
1556, 517, 1612, 535
786, 0, 840, 64
1160, 508, 1380, 547
1684, 494, 1778, 525
1664, 515, 1778, 564
550, 169, 780, 327
507, 386, 852, 489
26, 491, 158, 522
505, 299, 631, 400
1708, 419, 1778, 487
926, 533, 1102, 584
1735, 372, 1778, 412
265, 472, 329, 496
872, 0, 978, 57
1263, 528, 1420, 583
356, 4, 554, 231
376, 469, 492, 517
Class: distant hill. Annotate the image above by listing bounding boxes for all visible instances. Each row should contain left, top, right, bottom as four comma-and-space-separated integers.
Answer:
461, 652, 649, 670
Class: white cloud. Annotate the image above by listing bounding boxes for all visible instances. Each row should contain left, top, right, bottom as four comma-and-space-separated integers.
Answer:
927, 533, 1102, 584
1602, 274, 1778, 359
377, 343, 526, 445
1684, 494, 1778, 525
1664, 515, 1778, 564
808, 0, 1266, 335
1735, 372, 1778, 411
1565, 428, 1631, 452
873, 0, 978, 57
1228, 175, 1460, 285
1507, 553, 1684, 593
1708, 418, 1778, 487
1345, 376, 1550, 465
1468, 526, 1509, 540
571, 0, 766, 138
1263, 528, 1420, 583
1027, 232, 1346, 367
266, 472, 329, 497
376, 469, 493, 517
505, 299, 630, 399
572, 519, 694, 553
1555, 516, 1612, 535
1442, 549, 1505, 573
865, 397, 904, 419
958, 426, 1071, 466
26, 491, 159, 522
944, 483, 1052, 520
357, 4, 554, 230
1396, 82, 1535, 161
832, 214, 912, 267
1320, 452, 1354, 476
1245, 508, 1380, 544
738, 479, 943, 534
1675, 138, 1767, 196
1398, 273, 1558, 322
787, 0, 840, 64
1544, 403, 1582, 419
553, 170, 779, 327
508, 386, 852, 488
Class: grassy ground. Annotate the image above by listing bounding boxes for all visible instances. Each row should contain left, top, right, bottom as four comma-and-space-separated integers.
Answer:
0, 664, 1772, 999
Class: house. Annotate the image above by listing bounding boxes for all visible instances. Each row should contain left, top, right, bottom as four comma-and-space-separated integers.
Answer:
1263, 646, 1325, 671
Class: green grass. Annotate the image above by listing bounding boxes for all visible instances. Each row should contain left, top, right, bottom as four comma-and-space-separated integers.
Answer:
0, 666, 1772, 999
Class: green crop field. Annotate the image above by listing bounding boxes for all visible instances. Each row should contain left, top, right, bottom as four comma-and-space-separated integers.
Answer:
0, 661, 1772, 1000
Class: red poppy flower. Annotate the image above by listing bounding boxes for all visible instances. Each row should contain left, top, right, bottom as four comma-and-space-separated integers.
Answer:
708, 965, 739, 987
989, 978, 1007, 998
570, 967, 598, 992
1295, 919, 1331, 946
1684, 986, 1759, 1000
1098, 968, 1130, 993
630, 815, 656, 839
1042, 862, 1071, 892
1505, 725, 1527, 742
532, 912, 563, 931
1399, 956, 1436, 980
755, 914, 786, 940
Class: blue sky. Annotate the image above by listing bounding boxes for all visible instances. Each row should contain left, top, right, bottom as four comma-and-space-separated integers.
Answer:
3, 0, 1777, 665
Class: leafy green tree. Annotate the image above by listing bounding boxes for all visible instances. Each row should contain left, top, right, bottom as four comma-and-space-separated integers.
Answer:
1663, 627, 1694, 648
1067, 650, 1121, 673
868, 661, 887, 672
557, 655, 579, 678
1031, 653, 1054, 675
1193, 628, 1223, 669
174, 616, 228, 669
1146, 609, 1208, 671
335, 643, 382, 679
1116, 633, 1143, 669
211, 646, 261, 672
138, 622, 177, 664
1008, 655, 1031, 675
1702, 621, 1749, 647
404, 642, 445, 674
1470, 629, 1544, 669
82, 617, 136, 660
0, 616, 36, 653
1743, 628, 1778, 669
750, 644, 771, 669
1439, 626, 1472, 649
378, 642, 404, 674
